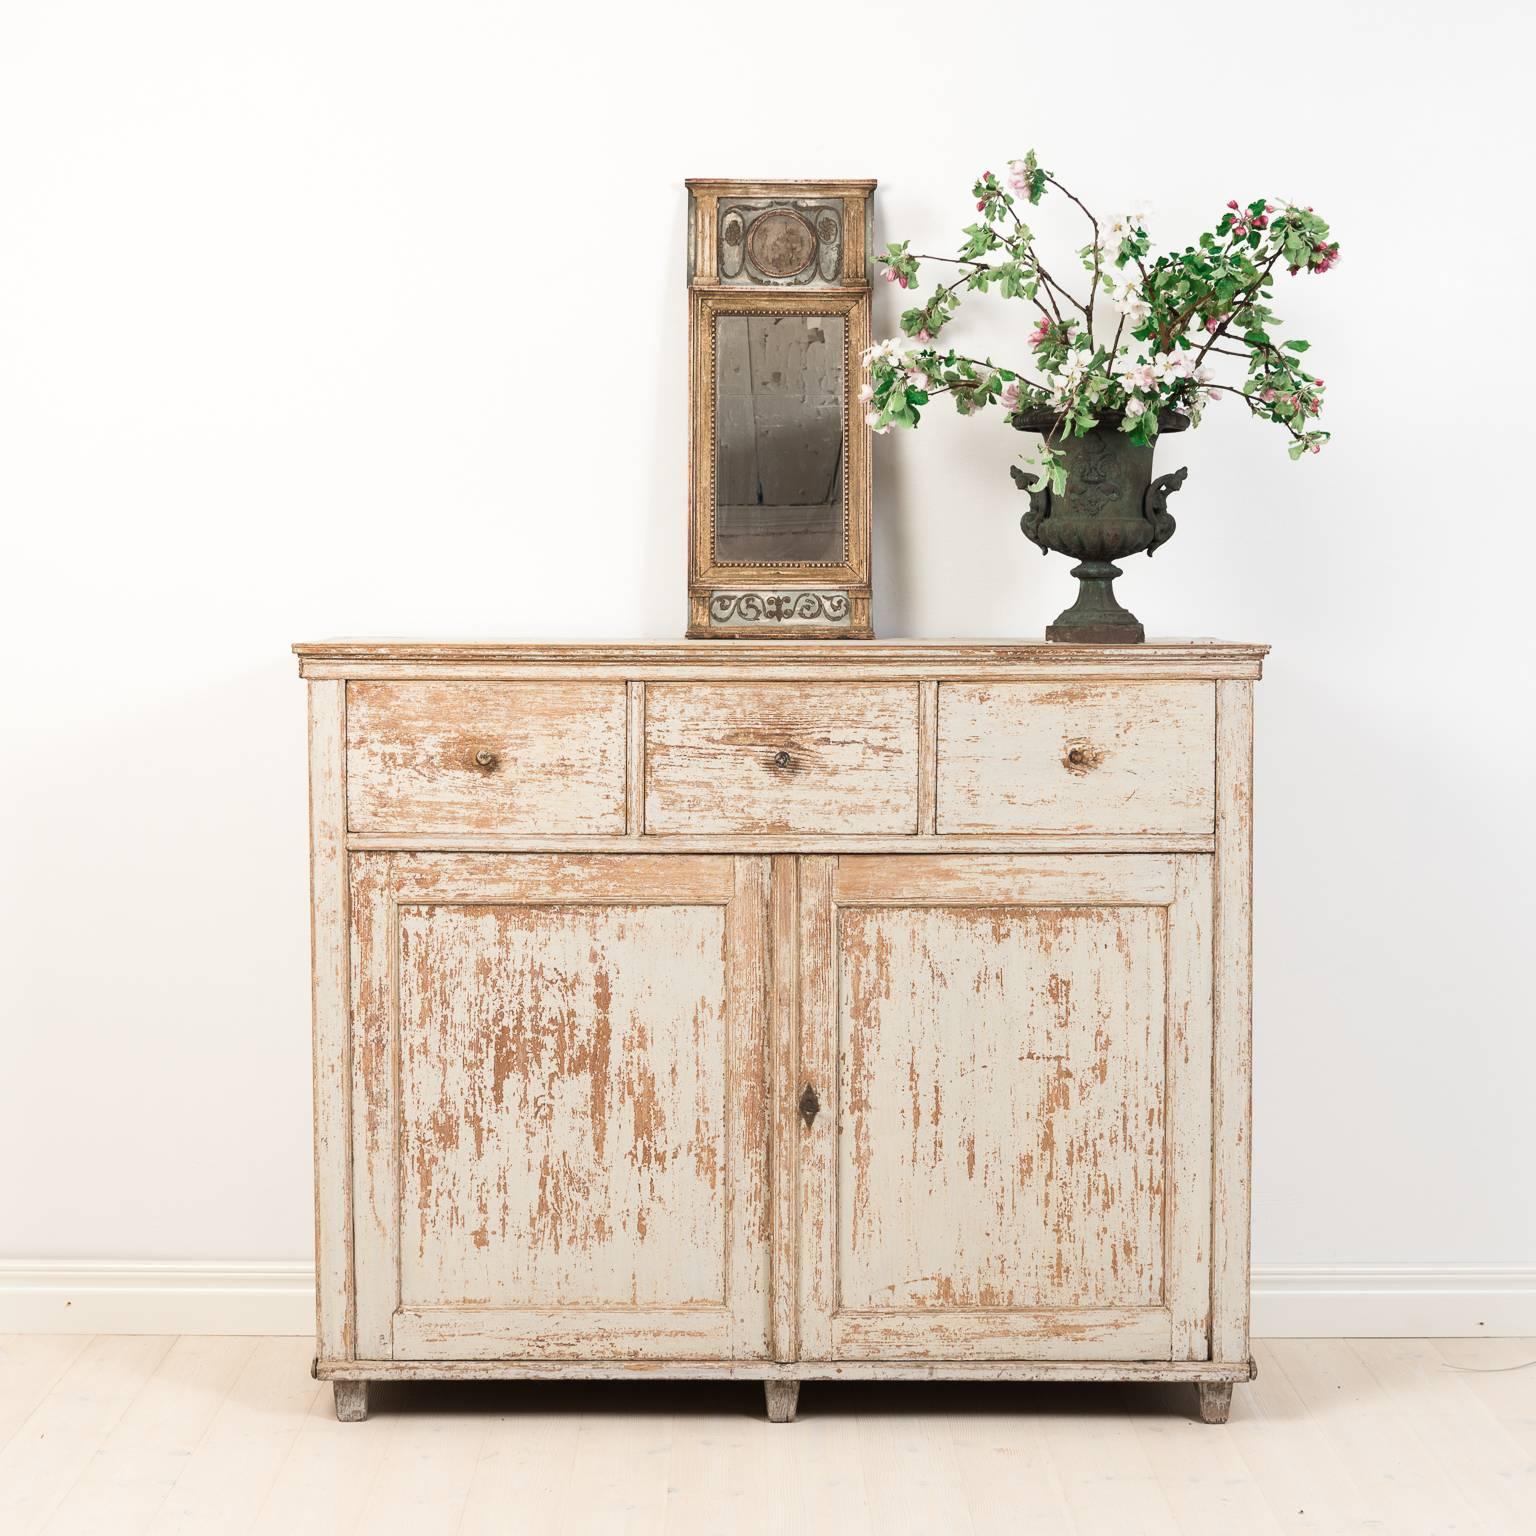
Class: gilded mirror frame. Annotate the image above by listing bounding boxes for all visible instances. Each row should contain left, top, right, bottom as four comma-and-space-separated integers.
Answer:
686, 179, 876, 638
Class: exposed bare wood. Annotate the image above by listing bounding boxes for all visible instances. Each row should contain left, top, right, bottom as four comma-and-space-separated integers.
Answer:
301, 640, 1260, 1415
795, 857, 838, 1363
295, 638, 1268, 674
304, 658, 1266, 682
644, 682, 920, 835
314, 1356, 1258, 1383
834, 853, 1177, 905
331, 1380, 367, 1422
937, 680, 1217, 835
625, 680, 646, 835
348, 832, 1217, 855
306, 681, 353, 1363
347, 681, 627, 836
769, 855, 799, 1363
349, 851, 769, 1364
1168, 855, 1215, 1361
1198, 1380, 1234, 1424
831, 1310, 1173, 1362
917, 679, 938, 834
763, 1380, 799, 1423
1212, 680, 1257, 1366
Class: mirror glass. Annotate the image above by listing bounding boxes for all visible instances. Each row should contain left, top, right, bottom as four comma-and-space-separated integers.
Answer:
713, 314, 845, 564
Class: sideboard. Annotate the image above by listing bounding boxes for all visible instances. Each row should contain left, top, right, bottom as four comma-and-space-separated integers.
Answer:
295, 639, 1264, 1424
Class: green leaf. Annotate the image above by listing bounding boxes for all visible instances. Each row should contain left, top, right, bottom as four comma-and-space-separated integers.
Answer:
1284, 339, 1311, 352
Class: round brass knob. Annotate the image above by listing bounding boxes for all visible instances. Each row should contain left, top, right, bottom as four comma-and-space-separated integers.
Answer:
474, 749, 499, 770
774, 750, 793, 770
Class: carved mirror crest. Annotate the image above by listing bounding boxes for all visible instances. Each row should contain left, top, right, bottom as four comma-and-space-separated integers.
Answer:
687, 179, 875, 638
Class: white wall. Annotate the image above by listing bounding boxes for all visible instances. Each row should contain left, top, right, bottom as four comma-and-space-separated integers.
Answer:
2, 2, 1532, 1302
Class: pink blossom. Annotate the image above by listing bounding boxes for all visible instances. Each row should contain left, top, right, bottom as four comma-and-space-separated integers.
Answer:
1205, 313, 1230, 333
1029, 318, 1051, 346
1261, 388, 1277, 403
883, 268, 898, 283
898, 274, 908, 288
1310, 443, 1320, 453
1000, 381, 1022, 411
1264, 202, 1275, 213
917, 328, 931, 341
1252, 214, 1268, 228
976, 199, 987, 211
1227, 199, 1240, 210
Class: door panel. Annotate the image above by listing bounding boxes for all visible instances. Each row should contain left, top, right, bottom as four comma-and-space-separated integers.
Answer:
798, 854, 1211, 1362
350, 853, 771, 1361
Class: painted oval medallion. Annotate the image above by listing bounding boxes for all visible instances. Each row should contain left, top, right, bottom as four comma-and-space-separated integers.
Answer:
746, 209, 816, 278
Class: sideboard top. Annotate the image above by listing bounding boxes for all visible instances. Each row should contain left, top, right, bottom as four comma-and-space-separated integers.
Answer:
294, 639, 1267, 679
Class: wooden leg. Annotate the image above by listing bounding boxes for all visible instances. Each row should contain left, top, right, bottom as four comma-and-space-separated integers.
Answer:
764, 1381, 799, 1423
1197, 1381, 1233, 1424
333, 1380, 369, 1422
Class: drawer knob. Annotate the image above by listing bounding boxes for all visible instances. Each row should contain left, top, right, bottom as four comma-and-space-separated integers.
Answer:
774, 750, 794, 771
1063, 740, 1103, 775
473, 749, 500, 771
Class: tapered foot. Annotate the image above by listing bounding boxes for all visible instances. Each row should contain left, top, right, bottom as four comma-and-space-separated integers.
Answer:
333, 1380, 369, 1422
764, 1381, 799, 1423
1197, 1382, 1233, 1424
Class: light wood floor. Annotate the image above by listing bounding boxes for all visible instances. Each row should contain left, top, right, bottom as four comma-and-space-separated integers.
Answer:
1, 1336, 1533, 1534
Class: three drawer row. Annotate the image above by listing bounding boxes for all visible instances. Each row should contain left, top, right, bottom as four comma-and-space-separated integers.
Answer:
345, 680, 1217, 838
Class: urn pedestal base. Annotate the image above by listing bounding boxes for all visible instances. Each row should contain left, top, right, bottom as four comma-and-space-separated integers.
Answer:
1045, 560, 1145, 645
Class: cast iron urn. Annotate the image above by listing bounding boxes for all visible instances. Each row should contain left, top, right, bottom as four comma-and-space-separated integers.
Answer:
1011, 409, 1189, 644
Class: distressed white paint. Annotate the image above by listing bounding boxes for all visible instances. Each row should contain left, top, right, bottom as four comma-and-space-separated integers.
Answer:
347, 680, 628, 836
309, 652, 1251, 1410
937, 681, 1216, 836
644, 681, 920, 834
346, 848, 771, 1364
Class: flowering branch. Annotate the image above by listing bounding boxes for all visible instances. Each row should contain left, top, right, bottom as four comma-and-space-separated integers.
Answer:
864, 151, 1339, 468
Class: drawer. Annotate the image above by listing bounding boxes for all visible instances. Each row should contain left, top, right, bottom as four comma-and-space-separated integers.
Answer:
937, 681, 1215, 835
347, 681, 627, 835
644, 682, 919, 835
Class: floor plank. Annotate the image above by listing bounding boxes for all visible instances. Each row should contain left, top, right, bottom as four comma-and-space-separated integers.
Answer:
1268, 1337, 1496, 1535
140, 1336, 320, 1536
1122, 1381, 1289, 1536
40, 1336, 258, 1536
0, 1337, 1531, 1534
0, 1337, 93, 1452
0, 1335, 175, 1536
1227, 1339, 1377, 1534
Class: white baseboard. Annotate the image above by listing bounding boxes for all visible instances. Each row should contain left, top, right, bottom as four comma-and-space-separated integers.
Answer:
0, 1262, 315, 1336
1251, 1266, 1536, 1338
1, 1261, 1532, 1338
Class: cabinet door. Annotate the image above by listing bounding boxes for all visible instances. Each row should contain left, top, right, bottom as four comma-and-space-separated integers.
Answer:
797, 854, 1212, 1362
349, 853, 770, 1361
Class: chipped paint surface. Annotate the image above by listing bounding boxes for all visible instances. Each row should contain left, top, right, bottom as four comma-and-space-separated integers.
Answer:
347, 681, 628, 836
644, 681, 919, 834
305, 657, 1257, 1387
347, 851, 771, 1361
398, 902, 728, 1309
837, 903, 1167, 1313
937, 681, 1216, 835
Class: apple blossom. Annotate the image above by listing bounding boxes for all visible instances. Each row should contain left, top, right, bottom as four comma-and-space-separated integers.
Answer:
859, 152, 1335, 464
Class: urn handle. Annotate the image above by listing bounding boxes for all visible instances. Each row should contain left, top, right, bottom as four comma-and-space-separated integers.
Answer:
1010, 465, 1052, 554
1142, 465, 1188, 557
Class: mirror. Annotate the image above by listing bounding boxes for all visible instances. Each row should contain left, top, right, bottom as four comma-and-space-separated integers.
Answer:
712, 314, 845, 565
685, 178, 874, 637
